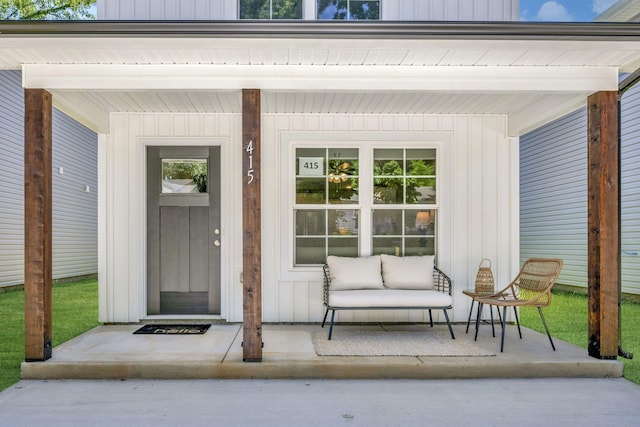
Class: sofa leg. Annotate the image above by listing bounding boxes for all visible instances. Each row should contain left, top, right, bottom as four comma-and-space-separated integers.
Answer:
321, 307, 330, 328
328, 310, 336, 340
443, 309, 455, 339
428, 309, 433, 327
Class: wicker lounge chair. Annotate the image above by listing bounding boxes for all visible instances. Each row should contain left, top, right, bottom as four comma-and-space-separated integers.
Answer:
473, 258, 563, 352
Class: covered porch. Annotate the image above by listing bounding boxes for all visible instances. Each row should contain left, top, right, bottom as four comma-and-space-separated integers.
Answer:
3, 21, 640, 364
20, 323, 622, 380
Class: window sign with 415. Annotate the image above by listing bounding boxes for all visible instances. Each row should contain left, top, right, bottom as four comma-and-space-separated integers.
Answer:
299, 157, 324, 177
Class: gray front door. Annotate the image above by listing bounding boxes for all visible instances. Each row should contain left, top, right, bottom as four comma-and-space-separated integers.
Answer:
147, 146, 221, 315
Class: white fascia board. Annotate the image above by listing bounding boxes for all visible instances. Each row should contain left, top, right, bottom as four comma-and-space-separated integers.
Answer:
51, 91, 110, 133
508, 93, 587, 137
23, 64, 619, 93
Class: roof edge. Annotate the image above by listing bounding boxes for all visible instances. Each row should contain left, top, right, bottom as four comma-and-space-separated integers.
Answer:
1, 21, 640, 40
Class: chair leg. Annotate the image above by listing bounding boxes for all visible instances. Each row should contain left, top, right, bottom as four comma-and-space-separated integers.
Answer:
465, 299, 475, 333
538, 307, 556, 351
513, 307, 522, 339
500, 306, 507, 352
489, 305, 496, 338
321, 307, 330, 328
474, 302, 483, 341
443, 309, 455, 339
328, 310, 336, 340
428, 309, 434, 327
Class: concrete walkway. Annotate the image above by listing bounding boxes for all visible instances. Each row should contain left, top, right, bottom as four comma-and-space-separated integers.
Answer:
1, 378, 639, 426
20, 323, 622, 380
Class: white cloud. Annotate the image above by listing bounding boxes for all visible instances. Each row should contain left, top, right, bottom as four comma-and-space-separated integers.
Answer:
592, 0, 618, 14
536, 1, 574, 21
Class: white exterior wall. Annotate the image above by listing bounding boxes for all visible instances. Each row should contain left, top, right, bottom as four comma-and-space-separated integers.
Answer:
97, 0, 519, 21
99, 113, 242, 323
101, 111, 519, 323
98, 0, 238, 20
383, 0, 519, 21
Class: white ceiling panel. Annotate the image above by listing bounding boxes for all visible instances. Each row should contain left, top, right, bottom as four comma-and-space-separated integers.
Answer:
3, 37, 640, 69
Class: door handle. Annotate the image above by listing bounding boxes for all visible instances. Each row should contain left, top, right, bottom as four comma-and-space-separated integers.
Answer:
214, 240, 221, 247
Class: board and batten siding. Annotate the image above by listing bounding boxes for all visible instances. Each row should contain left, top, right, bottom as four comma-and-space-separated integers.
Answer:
99, 113, 242, 322
520, 83, 640, 295
383, 0, 518, 21
0, 70, 98, 289
102, 111, 519, 323
261, 113, 520, 324
97, 0, 518, 21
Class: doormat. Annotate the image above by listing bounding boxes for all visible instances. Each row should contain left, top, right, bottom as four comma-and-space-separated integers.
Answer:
133, 324, 211, 335
312, 330, 495, 357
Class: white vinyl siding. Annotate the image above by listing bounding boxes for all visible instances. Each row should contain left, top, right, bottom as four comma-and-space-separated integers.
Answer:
52, 109, 99, 280
520, 83, 640, 296
0, 70, 98, 289
520, 109, 588, 289
0, 71, 25, 287
621, 83, 640, 295
97, 0, 518, 21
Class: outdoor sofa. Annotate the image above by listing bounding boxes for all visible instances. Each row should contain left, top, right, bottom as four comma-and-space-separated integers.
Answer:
321, 254, 455, 340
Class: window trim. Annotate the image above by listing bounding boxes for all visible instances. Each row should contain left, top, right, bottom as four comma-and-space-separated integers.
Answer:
286, 134, 443, 271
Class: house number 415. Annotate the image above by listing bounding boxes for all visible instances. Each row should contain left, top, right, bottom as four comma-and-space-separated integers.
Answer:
246, 139, 255, 184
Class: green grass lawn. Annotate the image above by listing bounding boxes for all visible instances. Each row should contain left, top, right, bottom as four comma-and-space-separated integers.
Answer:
0, 279, 99, 391
520, 289, 640, 384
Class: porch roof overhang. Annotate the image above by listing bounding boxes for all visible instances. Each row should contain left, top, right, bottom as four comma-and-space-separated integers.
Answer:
2, 21, 640, 135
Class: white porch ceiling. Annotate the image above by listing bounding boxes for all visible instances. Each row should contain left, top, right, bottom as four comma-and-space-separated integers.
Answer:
3, 35, 640, 136
2, 38, 640, 69
51, 89, 567, 116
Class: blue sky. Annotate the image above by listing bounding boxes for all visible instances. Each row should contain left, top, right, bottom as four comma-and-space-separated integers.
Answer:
520, 0, 619, 21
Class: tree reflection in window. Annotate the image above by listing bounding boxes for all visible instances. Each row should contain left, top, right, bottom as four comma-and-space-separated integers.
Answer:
373, 149, 436, 205
240, 0, 302, 19
162, 159, 208, 193
317, 0, 380, 20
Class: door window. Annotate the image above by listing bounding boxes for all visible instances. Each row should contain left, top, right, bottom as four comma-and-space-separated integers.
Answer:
161, 159, 208, 194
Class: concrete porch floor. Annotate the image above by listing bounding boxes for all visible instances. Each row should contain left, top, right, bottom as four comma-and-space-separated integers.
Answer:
20, 323, 622, 380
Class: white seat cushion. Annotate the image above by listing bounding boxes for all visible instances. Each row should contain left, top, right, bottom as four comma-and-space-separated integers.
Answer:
328, 289, 452, 308
380, 254, 435, 290
326, 255, 384, 291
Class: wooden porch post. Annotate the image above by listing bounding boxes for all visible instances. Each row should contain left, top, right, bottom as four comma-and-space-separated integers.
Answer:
242, 88, 262, 362
24, 89, 53, 362
587, 90, 619, 359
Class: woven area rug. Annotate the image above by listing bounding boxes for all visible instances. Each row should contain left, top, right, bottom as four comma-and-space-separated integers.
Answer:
312, 330, 495, 357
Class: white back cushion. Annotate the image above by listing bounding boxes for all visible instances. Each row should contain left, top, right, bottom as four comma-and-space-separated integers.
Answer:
380, 255, 435, 289
326, 255, 384, 290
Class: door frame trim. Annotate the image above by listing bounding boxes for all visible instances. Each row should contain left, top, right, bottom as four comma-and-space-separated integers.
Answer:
140, 137, 228, 319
